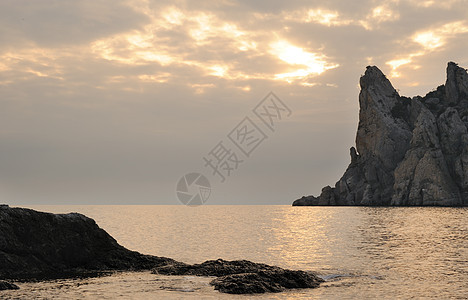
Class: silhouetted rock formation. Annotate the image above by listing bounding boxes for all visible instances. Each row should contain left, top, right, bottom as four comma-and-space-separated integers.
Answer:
0, 205, 175, 280
152, 259, 323, 294
0, 206, 323, 294
294, 62, 468, 206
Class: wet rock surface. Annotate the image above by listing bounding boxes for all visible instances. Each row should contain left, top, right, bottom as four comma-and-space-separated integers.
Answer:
153, 258, 277, 276
152, 259, 323, 294
294, 62, 468, 206
0, 280, 19, 290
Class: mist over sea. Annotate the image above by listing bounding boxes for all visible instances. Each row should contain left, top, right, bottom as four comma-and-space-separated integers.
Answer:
4, 205, 467, 299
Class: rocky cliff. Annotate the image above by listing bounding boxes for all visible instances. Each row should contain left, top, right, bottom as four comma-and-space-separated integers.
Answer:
293, 62, 468, 206
0, 205, 176, 279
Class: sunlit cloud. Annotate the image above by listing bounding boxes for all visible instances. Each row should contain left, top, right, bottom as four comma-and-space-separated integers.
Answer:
300, 82, 338, 88
269, 40, 338, 82
127, 33, 153, 48
284, 5, 399, 30
284, 8, 352, 27
3, 0, 462, 93
91, 29, 180, 67
209, 65, 228, 77
89, 7, 265, 84
301, 82, 320, 87
305, 9, 351, 26
387, 58, 412, 71
407, 0, 464, 9
27, 69, 50, 78
359, 4, 400, 30
0, 61, 10, 72
413, 21, 468, 50
387, 57, 415, 77
371, 5, 399, 23
162, 6, 185, 26
386, 51, 427, 78
238, 85, 251, 92
413, 32, 443, 50
387, 20, 468, 78
0, 49, 66, 81
237, 40, 257, 51
84, 4, 343, 87
188, 13, 216, 42
190, 83, 215, 94
138, 73, 171, 83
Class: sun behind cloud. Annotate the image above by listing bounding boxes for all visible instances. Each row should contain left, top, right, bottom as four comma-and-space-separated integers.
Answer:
269, 40, 338, 82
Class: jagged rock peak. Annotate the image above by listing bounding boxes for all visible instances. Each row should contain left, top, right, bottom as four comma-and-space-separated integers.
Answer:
293, 62, 468, 207
446, 61, 468, 104
360, 65, 395, 92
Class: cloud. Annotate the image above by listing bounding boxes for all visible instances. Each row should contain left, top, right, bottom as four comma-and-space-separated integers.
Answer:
284, 9, 353, 27
0, 0, 148, 48
359, 4, 400, 29
413, 21, 468, 50
406, 0, 467, 9
86, 3, 341, 87
386, 20, 468, 77
269, 40, 338, 82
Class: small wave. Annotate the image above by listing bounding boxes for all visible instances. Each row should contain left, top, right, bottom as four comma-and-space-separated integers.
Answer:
319, 273, 385, 281
319, 274, 353, 281
159, 285, 197, 292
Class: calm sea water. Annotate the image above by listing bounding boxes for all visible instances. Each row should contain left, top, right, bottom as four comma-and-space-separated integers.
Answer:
2, 205, 467, 299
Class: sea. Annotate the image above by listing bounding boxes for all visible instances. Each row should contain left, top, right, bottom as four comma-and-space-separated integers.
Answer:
2, 205, 467, 299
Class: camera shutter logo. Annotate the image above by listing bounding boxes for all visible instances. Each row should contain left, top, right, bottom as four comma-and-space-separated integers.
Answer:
176, 173, 211, 206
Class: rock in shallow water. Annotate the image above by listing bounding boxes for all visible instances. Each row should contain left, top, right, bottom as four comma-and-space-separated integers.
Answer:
153, 259, 278, 276
0, 280, 19, 290
210, 269, 322, 294
152, 259, 323, 294
211, 272, 285, 294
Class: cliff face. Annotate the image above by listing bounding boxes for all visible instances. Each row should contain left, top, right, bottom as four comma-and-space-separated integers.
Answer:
294, 62, 468, 206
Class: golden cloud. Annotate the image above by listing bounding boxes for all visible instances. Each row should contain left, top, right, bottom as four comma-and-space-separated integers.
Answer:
269, 40, 338, 82
386, 20, 468, 78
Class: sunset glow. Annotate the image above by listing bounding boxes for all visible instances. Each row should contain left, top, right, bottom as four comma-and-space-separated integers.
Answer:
270, 40, 338, 81
1, 0, 467, 206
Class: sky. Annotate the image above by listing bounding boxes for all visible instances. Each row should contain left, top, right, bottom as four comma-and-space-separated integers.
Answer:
1, 0, 468, 205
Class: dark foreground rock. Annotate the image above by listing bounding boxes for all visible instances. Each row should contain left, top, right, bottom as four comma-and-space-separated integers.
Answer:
152, 258, 277, 276
0, 205, 175, 280
0, 205, 323, 294
153, 259, 323, 294
0, 281, 19, 290
294, 62, 468, 206
211, 269, 322, 294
